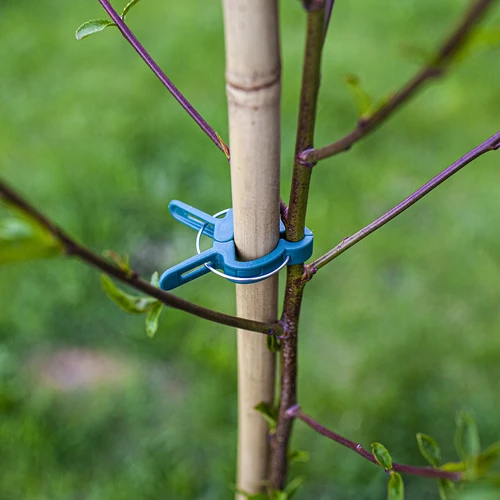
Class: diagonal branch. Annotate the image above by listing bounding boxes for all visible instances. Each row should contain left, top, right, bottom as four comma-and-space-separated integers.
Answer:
287, 405, 462, 481
96, 0, 229, 159
301, 0, 495, 164
307, 130, 500, 272
0, 179, 279, 336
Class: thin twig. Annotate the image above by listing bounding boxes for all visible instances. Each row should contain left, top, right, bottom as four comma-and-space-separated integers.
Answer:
96, 0, 229, 159
287, 405, 462, 481
0, 180, 279, 336
307, 130, 500, 271
301, 0, 495, 164
323, 0, 335, 41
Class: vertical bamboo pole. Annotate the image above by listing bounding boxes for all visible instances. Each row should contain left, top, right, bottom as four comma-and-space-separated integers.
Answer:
221, 1, 281, 496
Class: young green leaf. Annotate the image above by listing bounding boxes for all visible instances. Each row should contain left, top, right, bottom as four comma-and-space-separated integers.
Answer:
101, 275, 157, 314
477, 442, 500, 476
417, 433, 442, 468
270, 491, 288, 500
267, 334, 281, 352
344, 74, 374, 119
440, 461, 466, 472
145, 301, 163, 338
0, 217, 62, 264
150, 271, 160, 288
372, 442, 393, 471
254, 401, 278, 434
75, 19, 116, 40
387, 472, 404, 500
438, 479, 455, 500
233, 489, 267, 500
287, 449, 310, 464
455, 411, 480, 464
103, 250, 131, 274
121, 0, 142, 19
284, 475, 305, 498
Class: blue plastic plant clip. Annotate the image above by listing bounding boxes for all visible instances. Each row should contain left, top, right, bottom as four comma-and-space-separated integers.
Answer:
159, 200, 313, 291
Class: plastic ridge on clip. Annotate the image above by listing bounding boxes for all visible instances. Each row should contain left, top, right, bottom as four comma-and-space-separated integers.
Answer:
159, 200, 314, 291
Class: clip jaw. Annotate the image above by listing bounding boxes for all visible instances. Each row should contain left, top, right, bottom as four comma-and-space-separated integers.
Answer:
159, 200, 313, 291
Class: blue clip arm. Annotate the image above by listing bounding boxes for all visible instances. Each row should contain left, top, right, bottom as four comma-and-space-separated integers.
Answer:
160, 248, 218, 290
169, 200, 219, 239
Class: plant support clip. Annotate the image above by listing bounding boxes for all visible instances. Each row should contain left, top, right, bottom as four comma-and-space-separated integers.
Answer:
159, 200, 313, 291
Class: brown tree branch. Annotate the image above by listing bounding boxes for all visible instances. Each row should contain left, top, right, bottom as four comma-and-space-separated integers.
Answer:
269, 3, 326, 490
301, 0, 496, 164
307, 130, 500, 272
0, 180, 280, 336
287, 405, 462, 481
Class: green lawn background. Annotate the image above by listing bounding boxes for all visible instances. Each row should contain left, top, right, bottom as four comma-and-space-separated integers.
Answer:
0, 0, 499, 498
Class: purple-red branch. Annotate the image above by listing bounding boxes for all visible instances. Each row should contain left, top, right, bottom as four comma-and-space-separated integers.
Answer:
96, 0, 229, 158
0, 180, 279, 335
287, 405, 462, 481
309, 130, 500, 271
301, 0, 495, 163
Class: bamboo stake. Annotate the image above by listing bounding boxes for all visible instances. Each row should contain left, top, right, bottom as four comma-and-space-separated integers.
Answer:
221, 1, 281, 496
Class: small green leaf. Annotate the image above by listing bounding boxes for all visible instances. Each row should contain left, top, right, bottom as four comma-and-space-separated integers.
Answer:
121, 0, 142, 19
455, 411, 481, 465
287, 449, 310, 464
145, 301, 163, 338
344, 73, 373, 119
267, 334, 281, 352
441, 461, 466, 472
372, 442, 393, 471
417, 433, 442, 468
284, 475, 305, 498
254, 401, 278, 433
451, 27, 500, 65
270, 492, 288, 500
101, 275, 157, 314
233, 488, 267, 500
438, 479, 455, 500
0, 217, 62, 264
103, 250, 131, 274
75, 19, 116, 40
150, 271, 160, 288
477, 442, 500, 476
387, 472, 404, 500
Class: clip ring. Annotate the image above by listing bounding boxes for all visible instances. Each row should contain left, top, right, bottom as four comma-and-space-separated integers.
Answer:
195, 209, 289, 283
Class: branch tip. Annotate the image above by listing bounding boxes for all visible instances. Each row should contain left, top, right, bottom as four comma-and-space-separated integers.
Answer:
285, 404, 301, 419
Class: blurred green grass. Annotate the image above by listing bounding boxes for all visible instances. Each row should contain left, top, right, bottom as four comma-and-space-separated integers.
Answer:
0, 0, 499, 498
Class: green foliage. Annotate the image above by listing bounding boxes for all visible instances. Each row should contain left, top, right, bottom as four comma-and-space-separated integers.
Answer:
287, 449, 310, 464
344, 74, 373, 119
455, 411, 480, 476
371, 442, 393, 471
417, 433, 441, 468
283, 475, 305, 498
0, 207, 62, 264
477, 442, 500, 477
145, 301, 163, 338
100, 275, 156, 314
103, 250, 131, 275
75, 19, 116, 40
121, 0, 142, 19
387, 472, 404, 500
254, 401, 278, 434
100, 274, 164, 337
267, 334, 281, 352
438, 479, 456, 500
